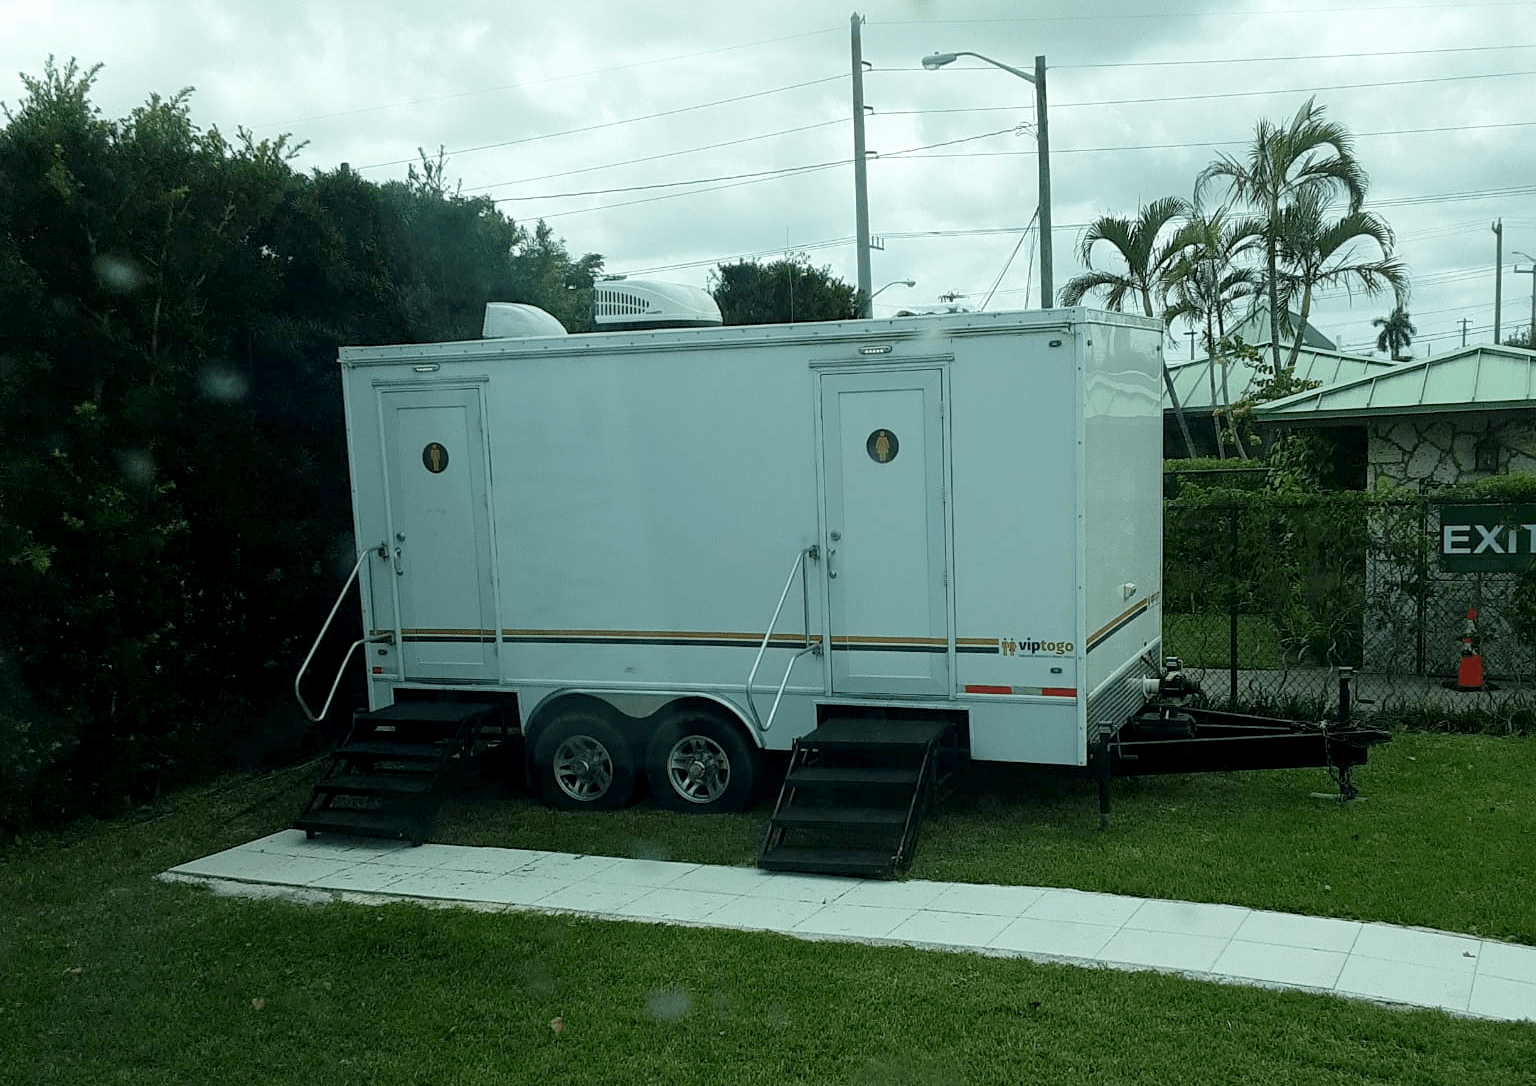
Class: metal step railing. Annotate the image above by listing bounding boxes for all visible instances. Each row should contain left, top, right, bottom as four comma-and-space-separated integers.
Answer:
745, 544, 822, 733
294, 545, 393, 723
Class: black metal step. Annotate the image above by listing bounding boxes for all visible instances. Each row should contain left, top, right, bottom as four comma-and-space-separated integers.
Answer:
757, 847, 899, 877
362, 701, 499, 725
784, 765, 922, 789
771, 804, 908, 829
293, 808, 425, 843
803, 718, 952, 752
295, 701, 495, 847
757, 716, 953, 878
335, 741, 446, 761
312, 773, 434, 798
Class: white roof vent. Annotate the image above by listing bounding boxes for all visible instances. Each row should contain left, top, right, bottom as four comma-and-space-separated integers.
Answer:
482, 303, 569, 339
593, 280, 722, 329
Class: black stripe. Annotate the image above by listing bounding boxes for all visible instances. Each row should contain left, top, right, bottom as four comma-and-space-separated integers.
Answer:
1087, 605, 1149, 653
401, 635, 498, 644
400, 632, 963, 654
500, 635, 812, 650
830, 643, 947, 654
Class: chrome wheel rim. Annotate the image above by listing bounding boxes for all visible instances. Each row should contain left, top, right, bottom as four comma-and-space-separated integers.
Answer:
552, 735, 614, 802
665, 735, 731, 804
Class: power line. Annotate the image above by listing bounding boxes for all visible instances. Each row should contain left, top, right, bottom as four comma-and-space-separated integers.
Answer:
353, 74, 846, 171
350, 58, 1531, 175
467, 110, 1536, 201
462, 118, 847, 194
503, 137, 1536, 215
509, 128, 1016, 214
492, 159, 849, 202
1053, 43, 1536, 69
259, 26, 842, 129
870, 67, 1536, 104
881, 2, 1530, 24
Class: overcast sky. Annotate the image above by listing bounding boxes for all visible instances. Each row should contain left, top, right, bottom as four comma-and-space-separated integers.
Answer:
5, 0, 1535, 356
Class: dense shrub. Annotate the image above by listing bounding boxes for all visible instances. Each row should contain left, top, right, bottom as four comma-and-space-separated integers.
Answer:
0, 61, 601, 831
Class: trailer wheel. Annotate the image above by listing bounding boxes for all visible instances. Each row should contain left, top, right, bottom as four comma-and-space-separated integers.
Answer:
645, 712, 758, 813
533, 712, 637, 810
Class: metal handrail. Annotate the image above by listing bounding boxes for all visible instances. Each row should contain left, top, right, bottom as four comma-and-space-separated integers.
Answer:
746, 545, 820, 732
294, 546, 392, 723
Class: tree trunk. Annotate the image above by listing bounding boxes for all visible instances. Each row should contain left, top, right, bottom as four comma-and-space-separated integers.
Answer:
1215, 306, 1248, 460
1144, 285, 1197, 458
1283, 282, 1314, 374
1163, 367, 1197, 459
1266, 207, 1284, 377
1206, 310, 1226, 460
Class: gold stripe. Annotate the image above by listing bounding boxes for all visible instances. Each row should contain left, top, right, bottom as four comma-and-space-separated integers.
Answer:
504, 628, 784, 641
389, 627, 957, 648
829, 635, 947, 646
956, 637, 1000, 647
1087, 590, 1162, 646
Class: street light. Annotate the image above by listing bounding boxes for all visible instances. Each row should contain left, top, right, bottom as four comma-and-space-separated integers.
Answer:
1514, 250, 1536, 349
871, 278, 916, 300
922, 50, 1052, 309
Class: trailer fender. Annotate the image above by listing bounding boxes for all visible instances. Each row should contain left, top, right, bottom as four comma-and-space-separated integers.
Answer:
522, 689, 762, 750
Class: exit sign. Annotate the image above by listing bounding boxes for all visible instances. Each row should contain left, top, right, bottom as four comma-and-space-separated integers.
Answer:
1440, 504, 1536, 572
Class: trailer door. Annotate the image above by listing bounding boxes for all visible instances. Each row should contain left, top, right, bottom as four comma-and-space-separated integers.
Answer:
820, 369, 949, 695
378, 385, 499, 682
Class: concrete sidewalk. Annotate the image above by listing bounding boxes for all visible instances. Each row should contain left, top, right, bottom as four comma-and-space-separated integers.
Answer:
161, 831, 1536, 1024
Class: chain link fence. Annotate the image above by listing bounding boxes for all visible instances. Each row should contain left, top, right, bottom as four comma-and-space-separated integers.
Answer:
1162, 491, 1536, 721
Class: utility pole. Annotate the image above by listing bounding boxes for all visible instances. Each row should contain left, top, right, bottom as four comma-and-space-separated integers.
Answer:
1515, 262, 1536, 347
1492, 219, 1503, 344
1459, 318, 1472, 347
850, 13, 874, 318
920, 50, 1051, 308
1033, 55, 1052, 308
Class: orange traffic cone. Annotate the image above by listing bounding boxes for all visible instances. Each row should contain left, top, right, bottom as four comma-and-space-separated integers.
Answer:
1456, 606, 1484, 691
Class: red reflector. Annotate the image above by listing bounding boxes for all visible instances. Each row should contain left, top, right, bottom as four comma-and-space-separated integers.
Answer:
1043, 687, 1076, 698
371, 667, 382, 674
964, 685, 1012, 695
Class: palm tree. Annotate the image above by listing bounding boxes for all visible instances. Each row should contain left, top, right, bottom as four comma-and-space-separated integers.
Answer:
1060, 197, 1198, 457
1162, 204, 1262, 458
1273, 188, 1407, 373
1197, 97, 1368, 378
1373, 304, 1417, 361
1061, 196, 1189, 313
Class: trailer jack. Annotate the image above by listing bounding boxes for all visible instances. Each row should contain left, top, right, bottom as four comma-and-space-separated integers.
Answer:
1095, 665, 1390, 827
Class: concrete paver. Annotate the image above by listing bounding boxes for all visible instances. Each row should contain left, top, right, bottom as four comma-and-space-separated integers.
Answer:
160, 830, 1536, 1023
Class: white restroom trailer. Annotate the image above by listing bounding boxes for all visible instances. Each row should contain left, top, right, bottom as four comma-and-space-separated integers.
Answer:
323, 298, 1168, 829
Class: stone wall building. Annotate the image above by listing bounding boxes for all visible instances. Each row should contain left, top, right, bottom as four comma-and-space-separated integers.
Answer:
1255, 345, 1536, 678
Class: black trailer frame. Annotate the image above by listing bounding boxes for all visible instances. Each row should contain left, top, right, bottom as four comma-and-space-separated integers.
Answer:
1092, 666, 1390, 827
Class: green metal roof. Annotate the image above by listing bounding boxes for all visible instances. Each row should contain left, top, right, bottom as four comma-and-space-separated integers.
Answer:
1253, 345, 1536, 421
1167, 344, 1392, 412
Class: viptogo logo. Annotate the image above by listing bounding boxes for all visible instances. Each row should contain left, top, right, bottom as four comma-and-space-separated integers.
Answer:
1001, 637, 1074, 657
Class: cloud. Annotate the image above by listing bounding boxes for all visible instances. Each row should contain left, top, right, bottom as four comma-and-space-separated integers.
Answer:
5, 0, 1535, 346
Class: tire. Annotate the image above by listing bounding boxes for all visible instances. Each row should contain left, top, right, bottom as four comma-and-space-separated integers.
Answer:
645, 712, 759, 813
532, 711, 637, 810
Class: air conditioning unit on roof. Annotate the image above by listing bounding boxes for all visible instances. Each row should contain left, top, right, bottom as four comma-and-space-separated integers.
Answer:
593, 280, 722, 329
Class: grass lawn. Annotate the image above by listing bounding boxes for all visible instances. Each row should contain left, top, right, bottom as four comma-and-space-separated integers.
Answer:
1164, 612, 1287, 669
2, 731, 1533, 1083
